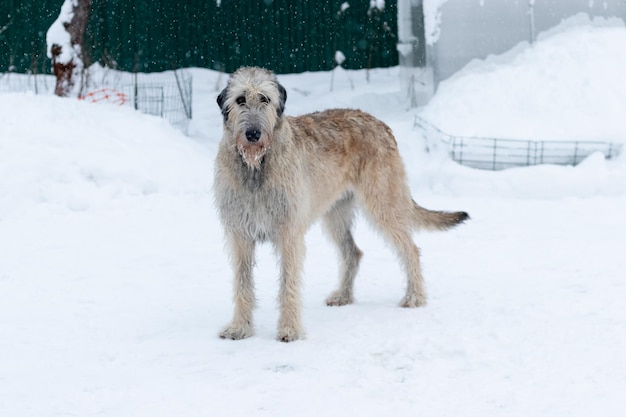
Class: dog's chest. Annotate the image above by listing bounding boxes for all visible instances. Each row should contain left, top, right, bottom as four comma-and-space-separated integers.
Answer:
217, 179, 290, 242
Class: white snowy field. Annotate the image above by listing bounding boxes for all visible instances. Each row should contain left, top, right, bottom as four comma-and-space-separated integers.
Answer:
2, 20, 626, 417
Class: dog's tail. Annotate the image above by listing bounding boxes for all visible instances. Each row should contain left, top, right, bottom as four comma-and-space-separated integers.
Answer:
413, 200, 469, 232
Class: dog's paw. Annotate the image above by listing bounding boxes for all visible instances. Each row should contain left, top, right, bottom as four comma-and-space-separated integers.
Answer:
220, 324, 254, 340
325, 291, 354, 306
276, 326, 303, 343
400, 293, 427, 308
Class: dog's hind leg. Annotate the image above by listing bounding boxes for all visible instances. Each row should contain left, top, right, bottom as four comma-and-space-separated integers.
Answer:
323, 193, 363, 306
389, 230, 427, 308
220, 234, 256, 340
374, 222, 426, 308
358, 182, 427, 308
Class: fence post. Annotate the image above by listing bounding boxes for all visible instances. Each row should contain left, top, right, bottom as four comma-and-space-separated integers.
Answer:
528, 0, 536, 44
455, 137, 462, 165
173, 69, 191, 119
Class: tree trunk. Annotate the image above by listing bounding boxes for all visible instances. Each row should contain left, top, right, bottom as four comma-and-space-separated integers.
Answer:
48, 0, 93, 97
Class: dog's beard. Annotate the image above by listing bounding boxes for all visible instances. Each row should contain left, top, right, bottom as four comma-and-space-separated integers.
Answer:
237, 142, 268, 170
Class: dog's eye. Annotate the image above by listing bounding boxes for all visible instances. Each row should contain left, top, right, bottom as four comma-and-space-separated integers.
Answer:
259, 95, 270, 104
236, 96, 246, 106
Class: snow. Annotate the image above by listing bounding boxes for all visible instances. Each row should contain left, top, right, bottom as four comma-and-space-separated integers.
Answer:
2, 23, 626, 417
46, 0, 85, 96
334, 50, 346, 65
46, 0, 79, 65
396, 41, 413, 57
421, 17, 626, 142
369, 0, 385, 12
424, 0, 449, 45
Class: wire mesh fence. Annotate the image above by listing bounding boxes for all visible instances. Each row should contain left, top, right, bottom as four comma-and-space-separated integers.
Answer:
115, 71, 193, 133
0, 68, 192, 133
0, 72, 55, 95
414, 115, 624, 170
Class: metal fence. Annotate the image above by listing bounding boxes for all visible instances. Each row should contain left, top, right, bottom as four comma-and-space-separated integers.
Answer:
415, 116, 624, 170
0, 69, 192, 133
0, 71, 55, 94
117, 71, 193, 133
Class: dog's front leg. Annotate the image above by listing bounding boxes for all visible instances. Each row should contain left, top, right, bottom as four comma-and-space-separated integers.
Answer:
220, 233, 256, 340
275, 230, 306, 342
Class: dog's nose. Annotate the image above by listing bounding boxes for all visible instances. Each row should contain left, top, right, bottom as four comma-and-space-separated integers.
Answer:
245, 129, 261, 142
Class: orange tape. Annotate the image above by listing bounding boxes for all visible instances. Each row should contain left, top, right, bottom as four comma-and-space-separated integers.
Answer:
79, 88, 128, 105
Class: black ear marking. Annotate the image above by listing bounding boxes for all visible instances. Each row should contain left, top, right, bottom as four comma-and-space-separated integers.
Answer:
276, 82, 287, 118
217, 87, 229, 122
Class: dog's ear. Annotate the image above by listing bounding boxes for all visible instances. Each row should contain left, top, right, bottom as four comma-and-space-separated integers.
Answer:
276, 82, 287, 118
217, 87, 229, 122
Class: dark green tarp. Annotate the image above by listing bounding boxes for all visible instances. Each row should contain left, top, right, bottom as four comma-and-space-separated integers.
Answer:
1, 0, 398, 74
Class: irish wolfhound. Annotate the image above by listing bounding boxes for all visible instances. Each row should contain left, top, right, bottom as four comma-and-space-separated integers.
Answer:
214, 67, 468, 342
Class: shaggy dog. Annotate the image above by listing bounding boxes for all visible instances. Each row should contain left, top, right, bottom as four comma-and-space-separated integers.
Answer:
214, 67, 468, 342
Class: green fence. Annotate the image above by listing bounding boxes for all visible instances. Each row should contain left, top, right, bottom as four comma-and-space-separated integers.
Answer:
0, 0, 60, 74
1, 0, 398, 75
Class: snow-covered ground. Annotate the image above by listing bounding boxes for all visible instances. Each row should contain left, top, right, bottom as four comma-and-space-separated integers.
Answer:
2, 21, 626, 417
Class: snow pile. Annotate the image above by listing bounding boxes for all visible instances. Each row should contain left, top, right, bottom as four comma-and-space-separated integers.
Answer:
421, 19, 626, 142
0, 93, 210, 218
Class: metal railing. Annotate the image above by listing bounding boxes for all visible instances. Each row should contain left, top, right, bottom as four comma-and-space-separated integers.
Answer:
415, 115, 623, 170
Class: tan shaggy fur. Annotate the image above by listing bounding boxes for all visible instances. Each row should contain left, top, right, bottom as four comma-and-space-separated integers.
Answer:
214, 67, 468, 342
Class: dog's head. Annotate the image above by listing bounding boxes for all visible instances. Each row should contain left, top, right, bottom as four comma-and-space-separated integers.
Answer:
217, 67, 287, 169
